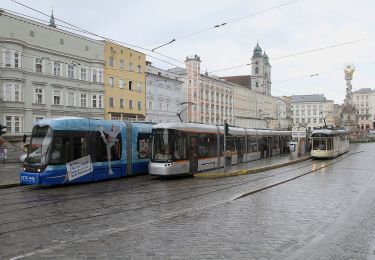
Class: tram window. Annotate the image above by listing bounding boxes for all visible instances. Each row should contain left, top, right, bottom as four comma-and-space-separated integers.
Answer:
247, 136, 257, 153
313, 138, 326, 150
196, 135, 217, 158
72, 136, 87, 161
49, 135, 69, 164
327, 138, 333, 150
95, 132, 122, 162
226, 138, 236, 152
137, 133, 151, 159
173, 134, 186, 160
272, 136, 279, 149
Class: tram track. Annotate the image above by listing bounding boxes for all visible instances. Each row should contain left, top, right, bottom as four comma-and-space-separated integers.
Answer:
0, 150, 363, 237
0, 158, 316, 217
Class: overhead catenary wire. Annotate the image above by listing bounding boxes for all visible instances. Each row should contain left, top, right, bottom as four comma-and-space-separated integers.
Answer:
145, 0, 302, 49
210, 37, 374, 74
9, 1, 186, 67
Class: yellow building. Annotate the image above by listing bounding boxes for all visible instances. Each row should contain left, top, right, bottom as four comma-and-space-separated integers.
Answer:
103, 41, 146, 121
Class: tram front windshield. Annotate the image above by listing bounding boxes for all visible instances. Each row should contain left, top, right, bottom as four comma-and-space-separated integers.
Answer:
152, 129, 173, 162
26, 125, 53, 165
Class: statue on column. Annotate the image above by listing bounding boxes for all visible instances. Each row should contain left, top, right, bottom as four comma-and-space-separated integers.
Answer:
344, 64, 355, 105
339, 64, 358, 134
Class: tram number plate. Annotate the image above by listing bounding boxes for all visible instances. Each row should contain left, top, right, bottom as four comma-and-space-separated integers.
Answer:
20, 174, 39, 184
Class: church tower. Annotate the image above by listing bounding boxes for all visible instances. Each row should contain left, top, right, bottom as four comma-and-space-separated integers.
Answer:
251, 43, 271, 96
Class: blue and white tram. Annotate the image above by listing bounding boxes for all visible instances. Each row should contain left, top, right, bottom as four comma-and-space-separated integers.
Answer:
310, 128, 349, 159
20, 117, 152, 186
148, 123, 291, 176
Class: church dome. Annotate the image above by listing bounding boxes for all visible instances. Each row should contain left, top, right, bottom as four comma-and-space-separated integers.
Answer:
252, 43, 263, 58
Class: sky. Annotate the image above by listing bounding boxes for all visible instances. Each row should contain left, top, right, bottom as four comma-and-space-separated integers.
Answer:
2, 0, 375, 104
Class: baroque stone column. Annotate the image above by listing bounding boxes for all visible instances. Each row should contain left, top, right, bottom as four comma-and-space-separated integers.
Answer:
340, 64, 358, 133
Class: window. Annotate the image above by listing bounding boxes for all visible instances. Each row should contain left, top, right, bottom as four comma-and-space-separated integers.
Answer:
98, 70, 103, 83
138, 100, 142, 110
4, 115, 23, 133
109, 97, 114, 107
80, 93, 87, 107
137, 82, 142, 92
120, 99, 124, 109
34, 87, 44, 104
14, 53, 19, 68
255, 67, 259, 74
92, 69, 97, 82
67, 92, 75, 106
30, 30, 34, 37
129, 80, 133, 90
85, 46, 89, 51
256, 82, 259, 88
67, 65, 75, 79
92, 94, 103, 108
129, 100, 134, 110
137, 133, 152, 159
80, 68, 87, 80
119, 59, 124, 69
129, 62, 133, 72
35, 58, 43, 73
53, 89, 61, 105
137, 65, 142, 73
2, 83, 23, 102
4, 50, 11, 67
109, 57, 114, 67
148, 101, 153, 110
60, 39, 64, 45
94, 130, 121, 162
166, 103, 169, 111
53, 62, 61, 76
119, 78, 125, 89
108, 77, 115, 87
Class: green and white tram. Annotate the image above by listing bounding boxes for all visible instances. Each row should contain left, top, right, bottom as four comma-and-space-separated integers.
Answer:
149, 123, 291, 176
310, 128, 349, 159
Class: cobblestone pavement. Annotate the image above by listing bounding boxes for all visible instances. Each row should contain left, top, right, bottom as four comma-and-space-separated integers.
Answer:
0, 143, 374, 259
0, 163, 22, 187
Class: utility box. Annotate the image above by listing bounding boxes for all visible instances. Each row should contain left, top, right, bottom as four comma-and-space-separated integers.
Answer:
288, 141, 298, 157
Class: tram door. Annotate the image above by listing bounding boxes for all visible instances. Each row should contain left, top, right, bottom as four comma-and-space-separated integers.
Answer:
237, 137, 245, 163
188, 136, 198, 173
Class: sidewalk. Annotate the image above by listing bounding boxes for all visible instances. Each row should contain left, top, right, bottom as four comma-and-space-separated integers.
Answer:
193, 154, 311, 178
0, 162, 22, 188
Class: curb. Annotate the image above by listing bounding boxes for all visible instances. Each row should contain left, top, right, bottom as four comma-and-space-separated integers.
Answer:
0, 183, 19, 189
193, 157, 312, 179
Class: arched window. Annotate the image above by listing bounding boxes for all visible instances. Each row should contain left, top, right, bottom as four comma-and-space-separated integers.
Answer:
256, 82, 259, 88
255, 67, 259, 75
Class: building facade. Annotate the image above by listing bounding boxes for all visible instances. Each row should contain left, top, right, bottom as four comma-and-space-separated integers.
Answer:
291, 94, 334, 131
0, 10, 105, 136
103, 42, 146, 121
168, 55, 234, 125
353, 88, 375, 129
145, 62, 185, 123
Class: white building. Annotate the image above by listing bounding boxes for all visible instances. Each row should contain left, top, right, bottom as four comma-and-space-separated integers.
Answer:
145, 62, 186, 123
291, 94, 334, 131
168, 55, 234, 125
353, 88, 375, 129
0, 10, 105, 136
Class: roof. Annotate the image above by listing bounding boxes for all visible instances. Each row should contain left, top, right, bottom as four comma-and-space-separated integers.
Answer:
291, 94, 326, 103
220, 75, 251, 88
353, 88, 374, 94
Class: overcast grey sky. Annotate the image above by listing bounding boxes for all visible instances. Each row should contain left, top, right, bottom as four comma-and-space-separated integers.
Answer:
2, 0, 375, 103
